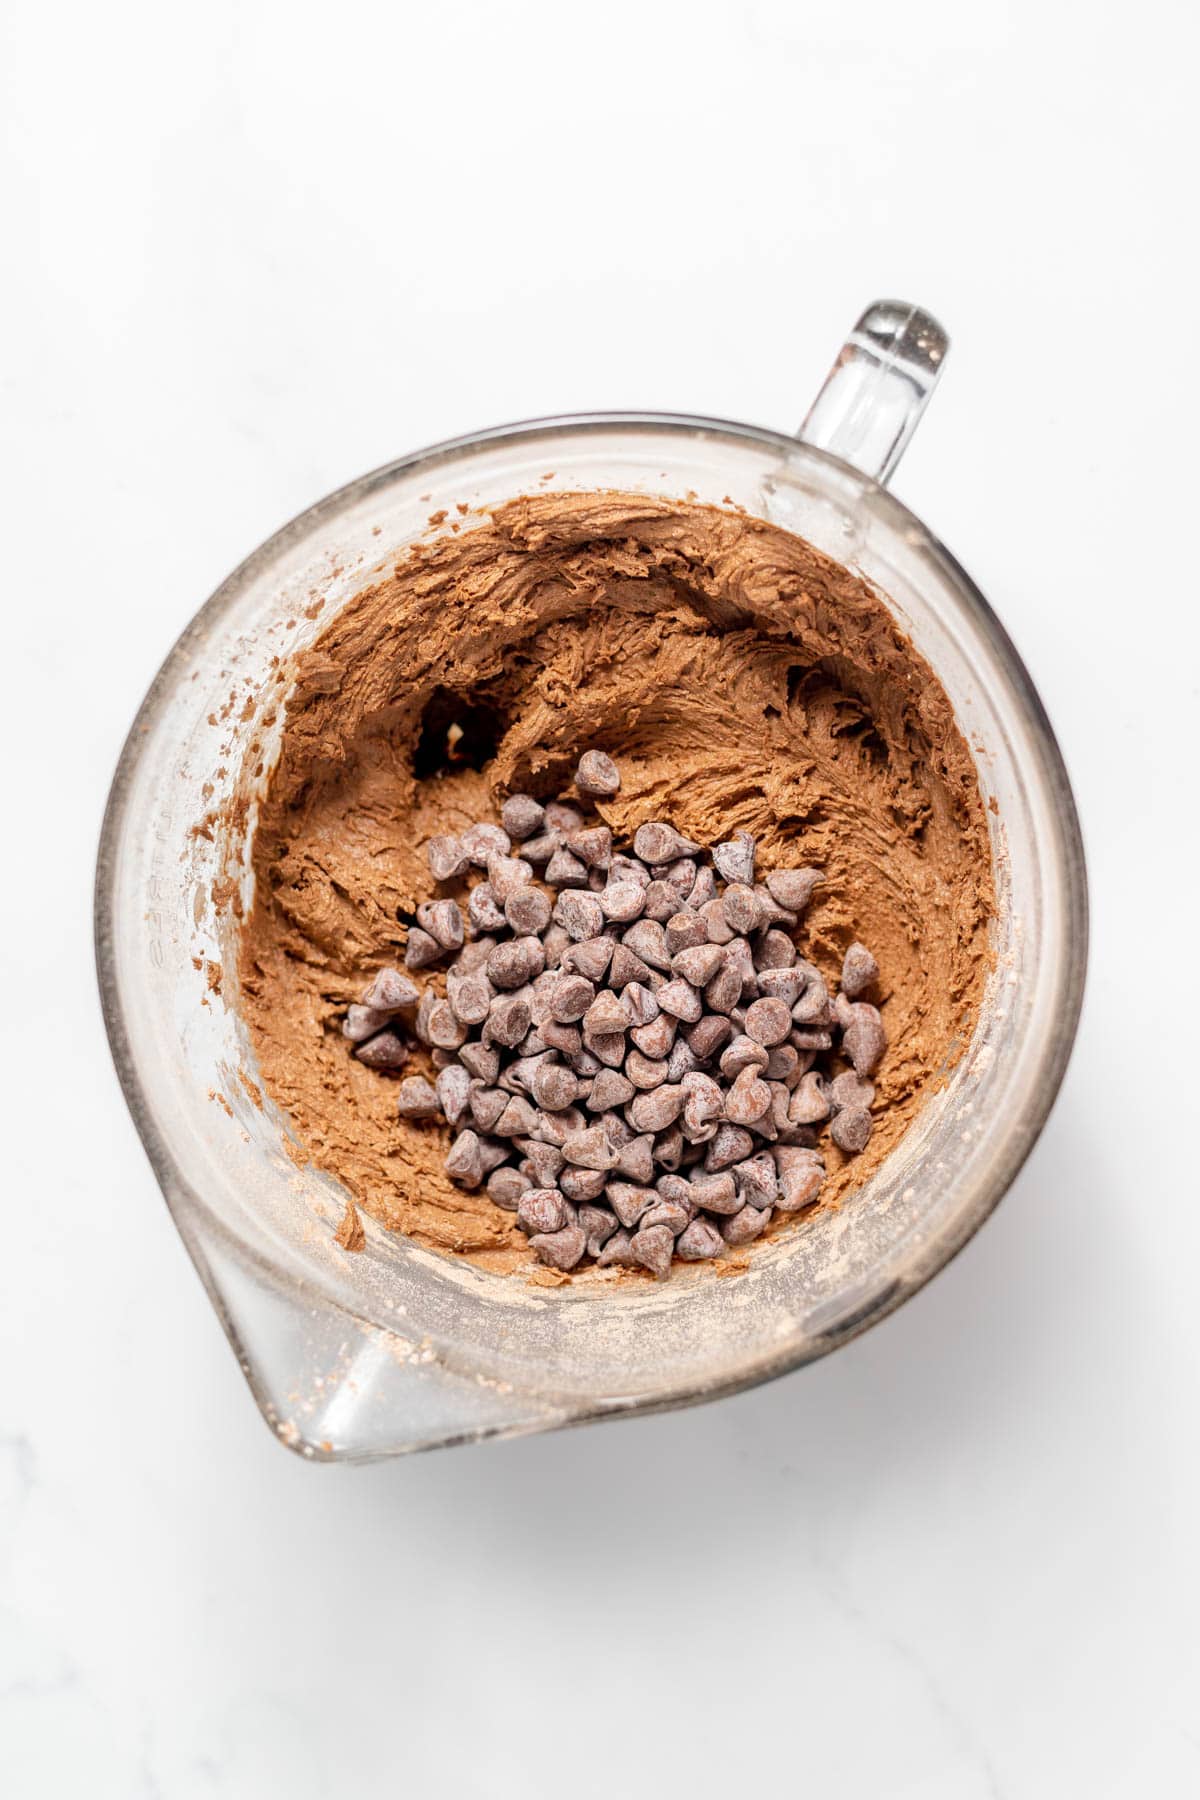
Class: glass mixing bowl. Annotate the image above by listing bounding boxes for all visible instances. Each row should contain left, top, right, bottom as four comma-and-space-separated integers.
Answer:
95, 303, 1087, 1459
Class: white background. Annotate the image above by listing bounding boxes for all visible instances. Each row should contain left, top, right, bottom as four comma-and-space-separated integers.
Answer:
3, 1, 1198, 1795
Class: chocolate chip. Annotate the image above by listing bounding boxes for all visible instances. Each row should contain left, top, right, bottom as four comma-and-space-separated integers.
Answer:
517, 1187, 570, 1235
712, 830, 756, 885
601, 1110, 635, 1147
612, 1133, 654, 1183
435, 1064, 472, 1124
521, 832, 560, 866
501, 793, 546, 841
459, 1040, 500, 1083
445, 1129, 485, 1187
724, 934, 757, 995
425, 998, 468, 1050
342, 1003, 392, 1042
616, 983, 654, 1028
756, 967, 806, 1006
631, 1013, 676, 1060
725, 1065, 772, 1125
840, 941, 879, 998
352, 1027, 410, 1070
476, 1137, 510, 1176
684, 1014, 733, 1062
469, 1085, 509, 1132
561, 937, 613, 982
390, 1074, 438, 1118
631, 1223, 675, 1278
666, 1037, 699, 1082
676, 1217, 725, 1260
541, 1019, 582, 1056
754, 887, 798, 930
461, 822, 511, 866
596, 1228, 640, 1268
575, 749, 621, 797
721, 883, 762, 935
764, 867, 823, 912
682, 1073, 724, 1137
446, 970, 493, 1026
608, 942, 654, 988
585, 1030, 627, 1068
530, 1224, 587, 1271
544, 973, 594, 1024
705, 1124, 754, 1172
830, 1106, 873, 1153
518, 1139, 565, 1186
599, 879, 646, 923
671, 942, 725, 986
583, 989, 627, 1036
487, 937, 543, 990
659, 856, 696, 898
765, 1043, 801, 1084
427, 834, 470, 881
554, 889, 605, 940
686, 865, 718, 911
361, 967, 420, 1013
629, 1084, 686, 1132
487, 1166, 530, 1210
605, 1180, 655, 1228
404, 926, 443, 970
544, 800, 584, 835
666, 911, 709, 954
486, 858, 531, 906
842, 1002, 887, 1075
633, 821, 701, 863
656, 978, 703, 1023
688, 1171, 739, 1215
653, 1123, 685, 1170
641, 880, 682, 922
621, 918, 671, 971
773, 1145, 825, 1210
723, 1205, 770, 1246
545, 846, 588, 888
416, 898, 464, 951
743, 996, 792, 1046
789, 963, 831, 1026
733, 1152, 778, 1208
578, 1204, 619, 1252
698, 896, 734, 944
483, 993, 532, 1048
830, 1070, 876, 1111
531, 1105, 586, 1147
755, 930, 796, 971
610, 854, 651, 889
582, 1068, 632, 1112
566, 824, 613, 870
704, 963, 743, 1016
531, 1061, 581, 1111
501, 886, 549, 936
789, 1025, 833, 1051
789, 1071, 831, 1124
465, 883, 503, 934
626, 1050, 669, 1091
562, 1167, 608, 1203
453, 936, 497, 974
562, 1126, 620, 1171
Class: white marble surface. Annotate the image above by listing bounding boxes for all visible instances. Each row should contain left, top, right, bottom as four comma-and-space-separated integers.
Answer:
3, 1, 1199, 1794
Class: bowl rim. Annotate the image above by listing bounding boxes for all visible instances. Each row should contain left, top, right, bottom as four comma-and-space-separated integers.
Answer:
94, 409, 1089, 1433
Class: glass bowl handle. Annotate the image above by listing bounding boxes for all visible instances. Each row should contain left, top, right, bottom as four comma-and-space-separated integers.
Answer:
798, 299, 949, 486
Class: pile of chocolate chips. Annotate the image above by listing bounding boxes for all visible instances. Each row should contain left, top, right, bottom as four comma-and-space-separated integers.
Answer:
342, 750, 886, 1279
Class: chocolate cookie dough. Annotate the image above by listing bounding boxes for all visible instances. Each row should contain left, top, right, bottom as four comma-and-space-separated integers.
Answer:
238, 492, 994, 1276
